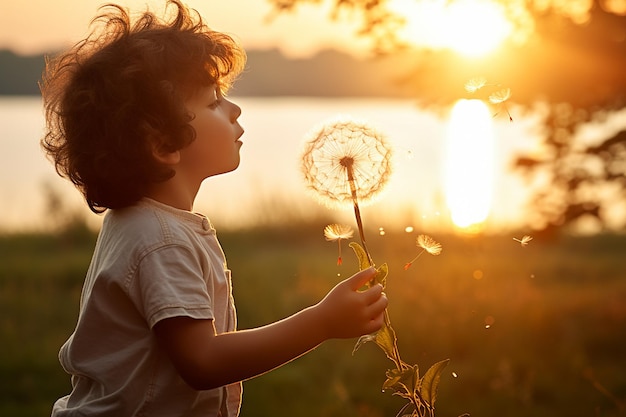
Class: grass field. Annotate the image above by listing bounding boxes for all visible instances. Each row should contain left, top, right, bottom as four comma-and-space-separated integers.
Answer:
1, 223, 625, 417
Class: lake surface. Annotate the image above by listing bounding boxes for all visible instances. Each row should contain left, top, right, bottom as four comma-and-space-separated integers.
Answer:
0, 95, 533, 233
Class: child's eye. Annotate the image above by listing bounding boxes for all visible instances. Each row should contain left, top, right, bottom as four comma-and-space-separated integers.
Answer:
208, 89, 223, 109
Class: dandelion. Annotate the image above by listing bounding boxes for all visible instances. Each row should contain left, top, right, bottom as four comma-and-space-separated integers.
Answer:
303, 119, 449, 417
301, 117, 393, 208
404, 234, 442, 270
302, 117, 393, 263
513, 235, 533, 246
324, 224, 354, 265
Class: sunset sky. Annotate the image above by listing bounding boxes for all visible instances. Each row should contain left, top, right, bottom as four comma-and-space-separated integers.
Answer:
0, 0, 370, 57
0, 0, 521, 58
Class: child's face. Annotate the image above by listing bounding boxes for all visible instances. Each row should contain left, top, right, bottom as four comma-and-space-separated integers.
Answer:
179, 84, 244, 182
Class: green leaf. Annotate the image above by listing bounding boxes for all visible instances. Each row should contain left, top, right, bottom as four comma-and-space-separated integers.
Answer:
374, 317, 398, 363
353, 313, 404, 370
374, 263, 388, 288
382, 365, 419, 398
352, 334, 376, 355
349, 242, 388, 290
349, 242, 372, 272
420, 359, 450, 407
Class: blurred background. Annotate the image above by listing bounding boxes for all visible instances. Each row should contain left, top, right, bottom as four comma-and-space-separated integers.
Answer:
1, 0, 625, 416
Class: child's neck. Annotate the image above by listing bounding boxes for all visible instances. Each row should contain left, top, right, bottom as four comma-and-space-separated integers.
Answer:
145, 176, 200, 212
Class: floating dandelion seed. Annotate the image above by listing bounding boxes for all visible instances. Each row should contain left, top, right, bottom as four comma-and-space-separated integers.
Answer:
405, 226, 414, 233
488, 88, 511, 104
324, 224, 354, 241
452, 372, 458, 378
464, 77, 513, 122
513, 235, 533, 247
404, 234, 442, 270
464, 76, 488, 93
302, 117, 393, 262
324, 224, 354, 265
417, 234, 443, 255
489, 88, 513, 122
379, 227, 386, 236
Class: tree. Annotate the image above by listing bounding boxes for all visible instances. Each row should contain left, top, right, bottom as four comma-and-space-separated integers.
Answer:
267, 0, 626, 234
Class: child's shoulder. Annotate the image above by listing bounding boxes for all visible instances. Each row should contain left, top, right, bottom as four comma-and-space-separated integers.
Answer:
96, 200, 199, 265
104, 199, 207, 244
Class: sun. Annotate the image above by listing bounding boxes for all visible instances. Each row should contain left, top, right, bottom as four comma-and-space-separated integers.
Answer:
444, 99, 495, 230
387, 0, 513, 57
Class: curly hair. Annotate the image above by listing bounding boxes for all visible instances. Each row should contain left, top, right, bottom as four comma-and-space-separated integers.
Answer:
40, 0, 246, 213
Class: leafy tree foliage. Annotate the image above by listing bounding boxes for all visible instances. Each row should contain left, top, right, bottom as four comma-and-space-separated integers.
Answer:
268, 0, 626, 233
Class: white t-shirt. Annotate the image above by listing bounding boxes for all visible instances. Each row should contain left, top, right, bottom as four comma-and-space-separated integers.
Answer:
52, 198, 242, 416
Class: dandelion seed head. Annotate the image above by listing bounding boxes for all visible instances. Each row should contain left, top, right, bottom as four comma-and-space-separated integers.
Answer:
416, 234, 442, 255
301, 117, 393, 209
489, 88, 511, 104
324, 224, 354, 241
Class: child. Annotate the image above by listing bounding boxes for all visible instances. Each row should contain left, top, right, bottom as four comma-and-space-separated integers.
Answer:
40, 1, 388, 416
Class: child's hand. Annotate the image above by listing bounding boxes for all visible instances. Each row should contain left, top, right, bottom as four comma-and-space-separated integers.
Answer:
315, 267, 388, 339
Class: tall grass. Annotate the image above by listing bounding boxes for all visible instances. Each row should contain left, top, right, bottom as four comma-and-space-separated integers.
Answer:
1, 225, 625, 416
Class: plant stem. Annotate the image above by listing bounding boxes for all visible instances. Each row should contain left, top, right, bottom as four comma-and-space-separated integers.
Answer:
343, 158, 374, 266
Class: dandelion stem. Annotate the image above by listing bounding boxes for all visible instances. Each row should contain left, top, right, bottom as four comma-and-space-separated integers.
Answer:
342, 157, 373, 266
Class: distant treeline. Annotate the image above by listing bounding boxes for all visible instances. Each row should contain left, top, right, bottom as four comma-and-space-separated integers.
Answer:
0, 48, 418, 98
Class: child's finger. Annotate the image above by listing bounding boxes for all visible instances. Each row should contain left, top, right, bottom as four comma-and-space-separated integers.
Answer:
362, 284, 385, 305
347, 267, 377, 291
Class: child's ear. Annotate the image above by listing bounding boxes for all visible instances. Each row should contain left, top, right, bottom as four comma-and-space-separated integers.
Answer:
151, 142, 181, 166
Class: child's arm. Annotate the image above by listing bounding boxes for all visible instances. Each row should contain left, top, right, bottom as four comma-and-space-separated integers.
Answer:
154, 267, 387, 390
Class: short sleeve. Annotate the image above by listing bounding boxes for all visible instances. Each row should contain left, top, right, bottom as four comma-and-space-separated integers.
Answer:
132, 245, 214, 328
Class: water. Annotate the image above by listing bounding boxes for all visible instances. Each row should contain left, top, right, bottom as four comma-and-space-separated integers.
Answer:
0, 95, 531, 233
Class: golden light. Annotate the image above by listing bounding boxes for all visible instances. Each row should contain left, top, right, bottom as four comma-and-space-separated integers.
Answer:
387, 0, 513, 57
444, 99, 495, 230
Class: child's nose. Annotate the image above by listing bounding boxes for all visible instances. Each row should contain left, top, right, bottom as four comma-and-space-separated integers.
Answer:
228, 99, 241, 122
